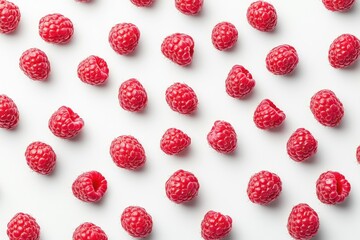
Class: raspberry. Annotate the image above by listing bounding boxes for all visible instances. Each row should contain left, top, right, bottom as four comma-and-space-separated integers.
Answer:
165, 169, 200, 203
211, 22, 238, 51
77, 55, 109, 86
357, 146, 360, 163
322, 0, 355, 11
130, 0, 154, 7
287, 128, 318, 162
48, 106, 84, 139
0, 94, 19, 129
310, 89, 344, 127
25, 141, 56, 175
175, 0, 203, 15
72, 171, 108, 203
225, 65, 256, 99
0, 0, 20, 34
7, 212, 40, 240
121, 206, 153, 238
165, 82, 198, 114
109, 23, 140, 55
39, 13, 74, 44
76, 0, 91, 2
19, 48, 50, 81
328, 34, 360, 68
201, 211, 232, 240
247, 1, 277, 32
109, 135, 146, 170
161, 33, 194, 66
160, 128, 191, 155
266, 44, 299, 75
118, 78, 148, 112
207, 120, 237, 154
73, 222, 107, 240
316, 171, 351, 205
287, 203, 319, 240
253, 99, 285, 130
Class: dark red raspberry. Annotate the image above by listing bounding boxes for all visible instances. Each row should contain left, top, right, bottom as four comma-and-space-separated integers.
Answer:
161, 33, 194, 66
225, 65, 256, 99
39, 13, 74, 44
72, 171, 108, 203
160, 128, 191, 155
316, 171, 351, 205
201, 211, 232, 240
25, 141, 56, 175
266, 44, 299, 75
48, 106, 84, 139
328, 34, 360, 68
7, 212, 40, 240
118, 78, 148, 112
165, 82, 198, 114
253, 99, 285, 130
310, 89, 344, 127
121, 206, 153, 238
357, 146, 360, 163
109, 23, 140, 55
77, 55, 109, 86
175, 0, 203, 15
109, 135, 146, 170
287, 128, 318, 162
0, 0, 20, 34
247, 1, 277, 32
287, 203, 319, 240
211, 22, 238, 51
19, 48, 50, 81
207, 120, 237, 154
165, 169, 200, 203
73, 222, 107, 240
322, 0, 355, 11
0, 94, 19, 129
130, 0, 154, 7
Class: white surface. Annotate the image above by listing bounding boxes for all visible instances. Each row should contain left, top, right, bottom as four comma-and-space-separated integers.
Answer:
0, 0, 360, 239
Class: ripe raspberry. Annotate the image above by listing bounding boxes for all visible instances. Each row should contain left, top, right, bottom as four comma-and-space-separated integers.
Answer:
75, 0, 91, 2
247, 1, 277, 32
19, 48, 50, 81
328, 34, 360, 68
130, 0, 154, 7
39, 13, 74, 44
211, 22, 238, 51
72, 171, 108, 203
287, 203, 319, 240
316, 171, 351, 205
118, 78, 148, 112
322, 0, 355, 11
287, 128, 318, 162
109, 23, 140, 55
165, 82, 198, 114
161, 33, 194, 66
109, 135, 146, 170
48, 106, 84, 139
207, 120, 237, 154
201, 211, 232, 240
160, 128, 191, 155
165, 169, 200, 203
356, 146, 360, 163
7, 212, 40, 240
73, 222, 107, 240
0, 94, 19, 129
25, 141, 56, 175
0, 0, 20, 34
77, 55, 109, 86
266, 44, 299, 75
310, 89, 344, 127
253, 99, 285, 130
175, 0, 203, 15
225, 65, 256, 99
121, 206, 153, 238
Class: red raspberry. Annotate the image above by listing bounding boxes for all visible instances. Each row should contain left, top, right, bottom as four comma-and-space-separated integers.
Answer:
201, 211, 232, 240
7, 212, 40, 240
76, 0, 91, 2
287, 128, 318, 162
316, 171, 351, 205
19, 48, 50, 81
266, 44, 299, 75
207, 120, 237, 154
118, 78, 148, 112
0, 94, 19, 129
310, 89, 344, 127
175, 0, 203, 15
165, 82, 198, 114
77, 55, 109, 86
247, 1, 277, 32
356, 146, 360, 163
25, 141, 56, 175
130, 0, 154, 7
109, 135, 146, 170
160, 128, 191, 155
253, 99, 285, 130
165, 169, 200, 203
211, 22, 238, 51
328, 34, 360, 68
48, 106, 84, 139
287, 203, 319, 240
225, 65, 256, 99
109, 23, 140, 55
72, 171, 108, 203
39, 13, 74, 44
73, 222, 107, 240
161, 33, 194, 66
322, 0, 355, 11
121, 206, 153, 238
0, 0, 20, 34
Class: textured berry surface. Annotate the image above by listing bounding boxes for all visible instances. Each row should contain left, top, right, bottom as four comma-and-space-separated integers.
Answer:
165, 82, 198, 114
118, 78, 148, 112
287, 203, 319, 240
109, 23, 140, 55
322, 0, 355, 11
161, 33, 194, 66
207, 120, 237, 154
0, 94, 19, 129
39, 13, 74, 44
77, 55, 109, 85
131, 0, 154, 7
253, 99, 285, 130
0, 0, 20, 34
7, 212, 40, 240
266, 44, 299, 75
73, 222, 108, 240
175, 0, 203, 15
160, 128, 191, 155
72, 171, 108, 202
48, 106, 84, 139
316, 171, 351, 204
121, 206, 153, 238
25, 141, 56, 175
225, 65, 256, 99
247, 1, 277, 32
19, 48, 50, 81
165, 169, 199, 203
201, 211, 232, 240
328, 34, 360, 68
287, 128, 318, 162
357, 146, 360, 163
211, 22, 238, 51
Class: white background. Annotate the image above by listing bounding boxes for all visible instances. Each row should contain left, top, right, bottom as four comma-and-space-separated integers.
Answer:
0, 0, 360, 239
